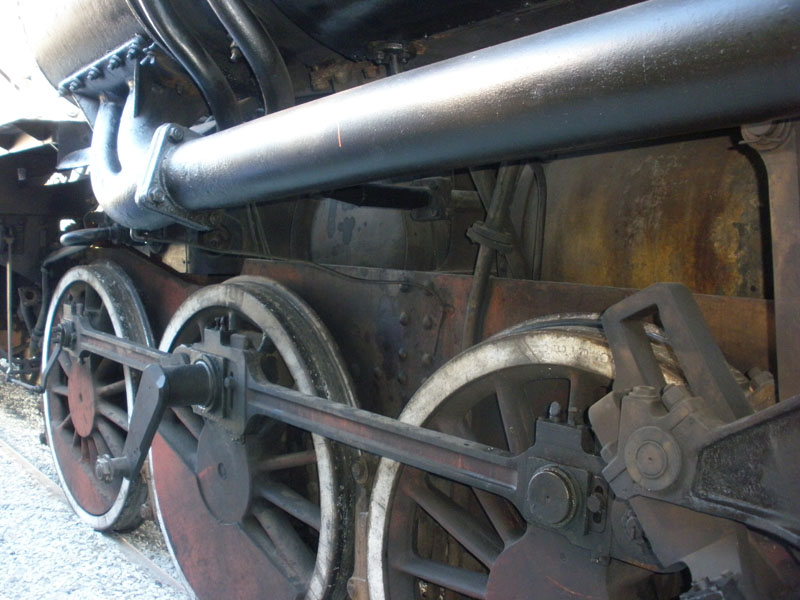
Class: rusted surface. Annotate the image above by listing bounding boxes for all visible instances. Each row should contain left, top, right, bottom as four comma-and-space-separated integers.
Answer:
67, 361, 97, 438
243, 260, 448, 418
541, 135, 768, 298
243, 260, 774, 419
151, 436, 296, 600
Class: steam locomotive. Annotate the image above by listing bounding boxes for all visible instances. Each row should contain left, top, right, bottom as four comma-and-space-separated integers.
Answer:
0, 0, 798, 598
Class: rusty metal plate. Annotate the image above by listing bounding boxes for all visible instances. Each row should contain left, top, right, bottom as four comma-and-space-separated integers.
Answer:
540, 136, 767, 298
242, 260, 774, 419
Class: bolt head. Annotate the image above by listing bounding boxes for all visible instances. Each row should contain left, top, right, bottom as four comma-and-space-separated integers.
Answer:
586, 492, 603, 513
526, 467, 575, 526
168, 126, 184, 143
95, 455, 114, 482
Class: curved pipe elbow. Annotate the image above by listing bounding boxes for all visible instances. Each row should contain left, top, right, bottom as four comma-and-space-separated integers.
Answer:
90, 99, 171, 230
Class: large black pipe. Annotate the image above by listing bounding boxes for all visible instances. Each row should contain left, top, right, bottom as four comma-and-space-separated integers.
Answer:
155, 0, 800, 215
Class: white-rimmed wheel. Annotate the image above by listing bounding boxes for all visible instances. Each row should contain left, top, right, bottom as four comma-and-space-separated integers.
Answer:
368, 327, 686, 600
150, 277, 357, 600
43, 262, 154, 531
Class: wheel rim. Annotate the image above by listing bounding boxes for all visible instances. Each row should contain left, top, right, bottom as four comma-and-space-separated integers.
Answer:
368, 328, 684, 600
43, 262, 153, 531
151, 278, 357, 600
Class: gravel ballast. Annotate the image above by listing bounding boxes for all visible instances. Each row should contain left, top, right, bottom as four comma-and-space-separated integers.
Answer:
0, 380, 189, 599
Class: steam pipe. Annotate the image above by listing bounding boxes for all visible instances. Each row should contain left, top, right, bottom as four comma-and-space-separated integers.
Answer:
133, 0, 243, 129
123, 0, 800, 224
205, 0, 294, 113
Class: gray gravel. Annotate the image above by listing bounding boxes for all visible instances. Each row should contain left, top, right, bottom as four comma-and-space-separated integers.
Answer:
0, 379, 190, 600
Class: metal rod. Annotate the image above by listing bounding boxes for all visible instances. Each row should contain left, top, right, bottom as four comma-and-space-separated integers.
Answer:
5, 234, 12, 372
204, 0, 294, 113
72, 317, 170, 371
133, 0, 242, 129
157, 0, 800, 217
462, 164, 520, 349
246, 379, 520, 501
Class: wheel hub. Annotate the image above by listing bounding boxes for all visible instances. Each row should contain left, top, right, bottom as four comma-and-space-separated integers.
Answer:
66, 357, 97, 438
526, 466, 576, 527
196, 422, 252, 524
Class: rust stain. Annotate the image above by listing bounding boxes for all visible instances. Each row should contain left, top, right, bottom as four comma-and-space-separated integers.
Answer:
545, 575, 597, 599
337, 122, 342, 148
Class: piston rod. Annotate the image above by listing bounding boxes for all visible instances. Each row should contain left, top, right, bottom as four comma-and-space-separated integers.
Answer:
148, 0, 800, 218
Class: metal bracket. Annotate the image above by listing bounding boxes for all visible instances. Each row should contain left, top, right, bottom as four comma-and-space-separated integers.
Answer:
136, 123, 212, 231
601, 282, 751, 422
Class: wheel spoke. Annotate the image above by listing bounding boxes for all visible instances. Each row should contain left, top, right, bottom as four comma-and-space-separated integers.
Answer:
473, 488, 524, 545
448, 421, 523, 545
97, 400, 129, 431
80, 436, 91, 461
91, 431, 112, 457
256, 450, 317, 472
402, 477, 502, 568
97, 379, 127, 398
495, 378, 533, 455
252, 505, 315, 582
96, 417, 125, 457
94, 357, 116, 381
57, 413, 73, 431
256, 479, 321, 531
391, 553, 488, 599
567, 369, 604, 418
50, 384, 69, 397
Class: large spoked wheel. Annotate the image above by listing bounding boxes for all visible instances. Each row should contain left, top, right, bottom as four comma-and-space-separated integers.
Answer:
368, 327, 685, 600
150, 278, 357, 600
43, 262, 154, 531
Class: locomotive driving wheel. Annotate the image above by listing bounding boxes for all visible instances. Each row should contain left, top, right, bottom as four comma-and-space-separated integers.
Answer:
150, 277, 358, 600
43, 262, 154, 531
368, 326, 686, 600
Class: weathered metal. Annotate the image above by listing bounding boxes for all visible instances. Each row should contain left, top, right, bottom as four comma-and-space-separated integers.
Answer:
742, 122, 800, 400
240, 259, 775, 415
540, 136, 769, 298
42, 263, 153, 531
149, 279, 359, 600
154, 0, 800, 220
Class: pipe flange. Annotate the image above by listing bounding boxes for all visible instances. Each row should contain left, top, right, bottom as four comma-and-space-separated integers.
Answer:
135, 123, 212, 231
